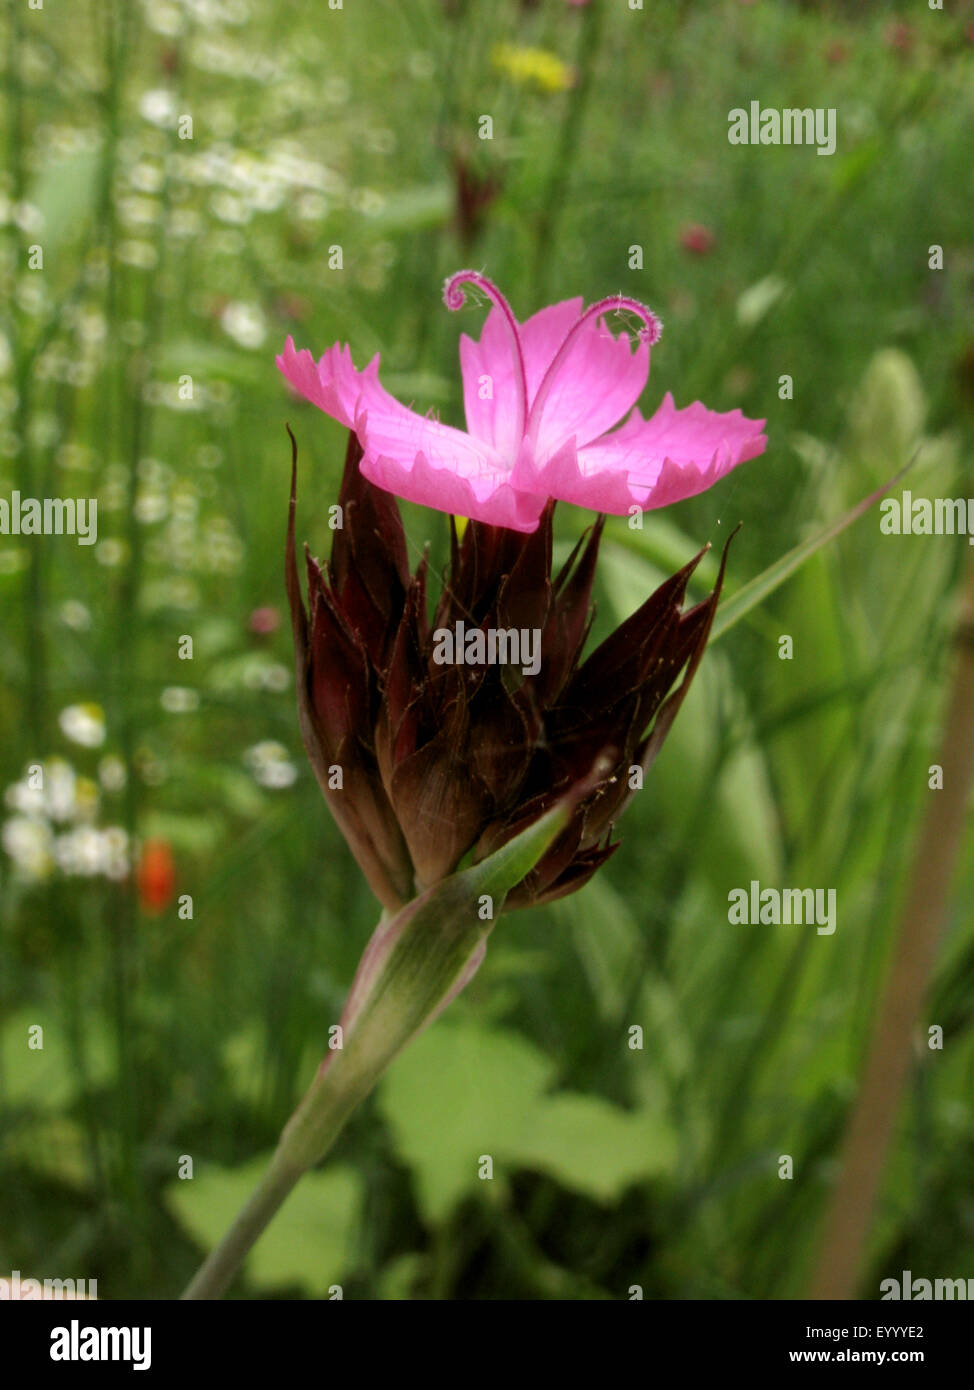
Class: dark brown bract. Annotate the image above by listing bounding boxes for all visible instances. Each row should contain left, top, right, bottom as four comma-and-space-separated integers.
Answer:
287, 428, 729, 913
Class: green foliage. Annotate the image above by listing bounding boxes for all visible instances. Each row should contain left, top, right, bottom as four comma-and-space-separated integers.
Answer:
378, 1015, 675, 1215
1, 1009, 113, 1111
165, 1156, 363, 1296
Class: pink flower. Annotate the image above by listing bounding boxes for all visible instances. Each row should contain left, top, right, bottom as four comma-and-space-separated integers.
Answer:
680, 222, 717, 256
249, 604, 281, 636
276, 271, 766, 533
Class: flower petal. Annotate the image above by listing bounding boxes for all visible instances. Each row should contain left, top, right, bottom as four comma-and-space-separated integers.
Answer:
510, 436, 638, 516
279, 334, 544, 531
519, 298, 585, 401
530, 312, 650, 456
460, 299, 583, 459
571, 393, 767, 512
276, 335, 367, 427
357, 402, 545, 532
459, 311, 522, 459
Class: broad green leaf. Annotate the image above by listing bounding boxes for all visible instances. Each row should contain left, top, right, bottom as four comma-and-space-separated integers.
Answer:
0, 1009, 112, 1112
166, 1154, 362, 1295
378, 1019, 555, 1223
512, 1092, 676, 1202
378, 1018, 677, 1221
3, 1115, 92, 1189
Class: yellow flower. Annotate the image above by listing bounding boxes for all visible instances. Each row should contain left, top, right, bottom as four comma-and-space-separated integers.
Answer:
491, 43, 575, 94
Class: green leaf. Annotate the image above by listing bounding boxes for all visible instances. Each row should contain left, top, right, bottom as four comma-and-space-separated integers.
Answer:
458, 795, 581, 902
512, 1093, 676, 1203
380, 1020, 555, 1222
378, 1018, 676, 1221
166, 1154, 362, 1295
3, 1115, 92, 1189
0, 1009, 112, 1111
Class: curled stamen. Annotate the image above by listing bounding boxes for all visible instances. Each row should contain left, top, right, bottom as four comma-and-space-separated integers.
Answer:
525, 294, 663, 443
588, 295, 664, 347
443, 270, 529, 440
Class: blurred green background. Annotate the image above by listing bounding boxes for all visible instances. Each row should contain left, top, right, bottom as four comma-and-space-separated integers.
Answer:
2, 0, 974, 1300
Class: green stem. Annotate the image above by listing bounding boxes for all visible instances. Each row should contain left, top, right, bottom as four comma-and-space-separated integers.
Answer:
180, 1151, 306, 1301
179, 893, 484, 1298
181, 1053, 375, 1299
179, 792, 576, 1299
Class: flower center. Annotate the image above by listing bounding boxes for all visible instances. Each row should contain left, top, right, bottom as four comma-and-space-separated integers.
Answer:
524, 295, 663, 446
443, 270, 529, 442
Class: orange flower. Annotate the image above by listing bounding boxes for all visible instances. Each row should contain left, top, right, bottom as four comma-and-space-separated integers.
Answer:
136, 839, 176, 914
